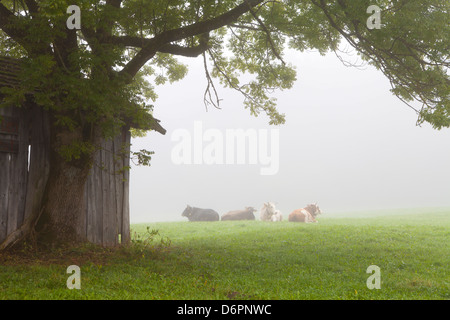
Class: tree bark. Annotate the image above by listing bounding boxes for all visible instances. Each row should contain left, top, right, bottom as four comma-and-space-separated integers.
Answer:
34, 124, 93, 247
36, 161, 90, 246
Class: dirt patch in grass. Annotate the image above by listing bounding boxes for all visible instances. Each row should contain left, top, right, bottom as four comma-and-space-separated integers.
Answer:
0, 228, 172, 266
226, 290, 257, 300
0, 241, 171, 267
0, 244, 119, 266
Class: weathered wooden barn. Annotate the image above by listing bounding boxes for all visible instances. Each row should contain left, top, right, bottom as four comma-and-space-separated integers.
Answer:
0, 56, 164, 248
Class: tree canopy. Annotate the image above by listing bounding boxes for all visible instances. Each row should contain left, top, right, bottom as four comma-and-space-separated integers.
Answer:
1, 0, 448, 141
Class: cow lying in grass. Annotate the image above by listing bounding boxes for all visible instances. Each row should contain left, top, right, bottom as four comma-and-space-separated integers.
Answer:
221, 207, 256, 221
260, 202, 277, 221
182, 205, 219, 221
271, 210, 282, 222
288, 204, 321, 223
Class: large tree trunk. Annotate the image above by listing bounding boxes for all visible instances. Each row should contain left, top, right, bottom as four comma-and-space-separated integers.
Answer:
36, 157, 91, 246
34, 122, 94, 247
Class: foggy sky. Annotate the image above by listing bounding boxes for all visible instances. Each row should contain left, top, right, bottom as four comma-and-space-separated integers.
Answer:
128, 49, 450, 223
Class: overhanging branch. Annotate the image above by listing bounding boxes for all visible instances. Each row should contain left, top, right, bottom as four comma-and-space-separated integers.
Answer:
0, 3, 30, 52
23, 0, 39, 16
159, 42, 210, 57
244, 0, 285, 65
106, 34, 210, 57
119, 0, 264, 79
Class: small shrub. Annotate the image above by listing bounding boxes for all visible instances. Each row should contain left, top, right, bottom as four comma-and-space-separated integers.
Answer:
128, 227, 171, 259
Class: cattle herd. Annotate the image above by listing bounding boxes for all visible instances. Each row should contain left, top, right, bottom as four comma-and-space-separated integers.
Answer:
181, 202, 321, 223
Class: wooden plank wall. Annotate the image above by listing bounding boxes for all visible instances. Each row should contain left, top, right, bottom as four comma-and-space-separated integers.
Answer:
0, 106, 131, 246
0, 106, 28, 242
85, 129, 131, 246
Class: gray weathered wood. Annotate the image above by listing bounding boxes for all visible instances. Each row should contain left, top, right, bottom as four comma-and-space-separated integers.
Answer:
6, 108, 18, 235
103, 139, 118, 246
0, 153, 10, 242
10, 107, 28, 229
0, 107, 11, 242
85, 163, 97, 244
0, 105, 132, 248
23, 105, 50, 222
113, 134, 124, 242
121, 130, 131, 244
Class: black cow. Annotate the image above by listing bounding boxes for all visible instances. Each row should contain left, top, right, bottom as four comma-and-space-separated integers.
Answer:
181, 205, 220, 221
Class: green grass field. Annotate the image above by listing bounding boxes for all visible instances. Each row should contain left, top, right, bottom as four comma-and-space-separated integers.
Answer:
0, 208, 449, 299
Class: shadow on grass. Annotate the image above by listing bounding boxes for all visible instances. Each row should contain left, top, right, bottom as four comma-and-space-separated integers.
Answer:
0, 227, 172, 267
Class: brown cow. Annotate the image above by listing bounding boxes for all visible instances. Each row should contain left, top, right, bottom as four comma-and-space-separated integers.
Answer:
221, 207, 257, 221
288, 204, 321, 223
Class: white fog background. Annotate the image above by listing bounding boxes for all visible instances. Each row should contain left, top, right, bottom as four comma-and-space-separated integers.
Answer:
129, 49, 450, 223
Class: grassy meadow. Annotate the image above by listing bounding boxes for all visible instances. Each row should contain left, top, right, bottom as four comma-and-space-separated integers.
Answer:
0, 208, 449, 299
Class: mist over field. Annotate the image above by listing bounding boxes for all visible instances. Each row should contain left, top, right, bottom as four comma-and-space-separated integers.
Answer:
129, 50, 450, 223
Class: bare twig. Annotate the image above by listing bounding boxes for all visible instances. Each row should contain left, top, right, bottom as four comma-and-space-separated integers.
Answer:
202, 52, 222, 111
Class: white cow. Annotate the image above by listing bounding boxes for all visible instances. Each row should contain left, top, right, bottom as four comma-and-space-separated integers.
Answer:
260, 202, 277, 221
271, 210, 282, 222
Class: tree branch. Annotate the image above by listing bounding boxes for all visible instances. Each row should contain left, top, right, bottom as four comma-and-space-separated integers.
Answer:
106, 0, 122, 9
0, 3, 30, 52
106, 33, 210, 57
119, 0, 264, 79
202, 52, 221, 111
23, 0, 38, 16
159, 42, 210, 57
97, 0, 123, 40
244, 0, 285, 65
311, 0, 445, 118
